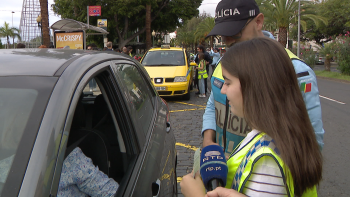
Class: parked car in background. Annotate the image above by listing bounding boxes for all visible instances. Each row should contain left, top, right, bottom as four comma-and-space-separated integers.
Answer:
0, 49, 177, 197
315, 54, 325, 65
140, 45, 196, 100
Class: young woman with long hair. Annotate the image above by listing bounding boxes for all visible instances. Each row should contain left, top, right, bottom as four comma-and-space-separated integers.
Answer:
180, 37, 322, 197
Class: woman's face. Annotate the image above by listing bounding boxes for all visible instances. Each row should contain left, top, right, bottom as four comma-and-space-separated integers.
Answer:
220, 67, 244, 117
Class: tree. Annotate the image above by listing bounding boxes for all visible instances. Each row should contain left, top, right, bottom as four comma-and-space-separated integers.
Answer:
300, 0, 350, 44
0, 22, 21, 49
145, 3, 152, 50
40, 0, 50, 47
259, 0, 327, 47
194, 17, 215, 48
52, 0, 202, 49
318, 42, 335, 71
175, 12, 211, 51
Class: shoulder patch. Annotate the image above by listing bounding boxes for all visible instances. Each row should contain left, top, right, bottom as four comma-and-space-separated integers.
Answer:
213, 78, 224, 89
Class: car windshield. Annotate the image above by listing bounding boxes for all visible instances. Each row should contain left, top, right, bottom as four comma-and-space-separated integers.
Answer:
141, 50, 185, 66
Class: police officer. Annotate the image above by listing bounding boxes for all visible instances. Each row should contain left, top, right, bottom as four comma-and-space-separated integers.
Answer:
201, 0, 325, 155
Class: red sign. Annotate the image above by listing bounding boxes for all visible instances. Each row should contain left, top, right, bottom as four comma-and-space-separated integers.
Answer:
89, 6, 101, 16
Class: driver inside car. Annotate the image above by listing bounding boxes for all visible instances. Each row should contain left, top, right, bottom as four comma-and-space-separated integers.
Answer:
0, 147, 119, 197
58, 147, 119, 197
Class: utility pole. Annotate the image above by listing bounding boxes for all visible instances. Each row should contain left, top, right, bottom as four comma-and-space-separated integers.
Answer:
12, 11, 15, 48
297, 0, 301, 58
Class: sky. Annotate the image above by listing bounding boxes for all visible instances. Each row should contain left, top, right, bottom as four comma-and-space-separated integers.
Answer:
0, 0, 220, 43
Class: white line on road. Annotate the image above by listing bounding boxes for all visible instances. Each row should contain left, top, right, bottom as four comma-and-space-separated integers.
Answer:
320, 95, 346, 105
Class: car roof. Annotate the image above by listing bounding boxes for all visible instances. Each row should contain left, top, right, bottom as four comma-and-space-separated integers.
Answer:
148, 47, 184, 51
0, 49, 133, 77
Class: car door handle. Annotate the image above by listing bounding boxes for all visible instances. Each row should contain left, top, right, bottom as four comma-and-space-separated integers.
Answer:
166, 122, 171, 133
152, 179, 161, 197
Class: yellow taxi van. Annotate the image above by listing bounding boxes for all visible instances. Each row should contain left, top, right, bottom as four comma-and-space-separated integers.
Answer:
141, 45, 196, 100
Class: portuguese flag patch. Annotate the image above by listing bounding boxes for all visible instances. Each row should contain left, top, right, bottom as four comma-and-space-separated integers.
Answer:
300, 82, 312, 93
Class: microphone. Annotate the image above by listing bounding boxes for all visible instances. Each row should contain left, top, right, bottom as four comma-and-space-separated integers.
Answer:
200, 145, 228, 191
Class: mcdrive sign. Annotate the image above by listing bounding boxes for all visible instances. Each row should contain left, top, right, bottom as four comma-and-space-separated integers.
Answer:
89, 6, 101, 16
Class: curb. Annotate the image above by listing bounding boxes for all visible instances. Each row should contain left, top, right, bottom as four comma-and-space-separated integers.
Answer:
316, 76, 350, 84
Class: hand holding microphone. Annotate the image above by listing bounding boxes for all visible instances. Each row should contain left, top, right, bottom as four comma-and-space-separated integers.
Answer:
200, 145, 228, 191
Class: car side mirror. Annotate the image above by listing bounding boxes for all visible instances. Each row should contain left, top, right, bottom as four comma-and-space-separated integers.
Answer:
190, 62, 197, 67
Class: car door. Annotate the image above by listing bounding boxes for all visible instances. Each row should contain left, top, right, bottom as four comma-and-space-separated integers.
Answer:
48, 60, 143, 197
111, 60, 175, 197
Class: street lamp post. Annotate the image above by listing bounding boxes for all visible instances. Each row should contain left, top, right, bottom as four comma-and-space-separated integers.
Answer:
297, 0, 301, 58
36, 15, 43, 45
152, 30, 155, 47
12, 11, 15, 48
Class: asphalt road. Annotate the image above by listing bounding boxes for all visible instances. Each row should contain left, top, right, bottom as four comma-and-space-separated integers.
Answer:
166, 75, 350, 196
317, 78, 350, 197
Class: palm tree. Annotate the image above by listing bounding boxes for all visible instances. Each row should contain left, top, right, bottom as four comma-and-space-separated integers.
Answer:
40, 0, 50, 47
145, 4, 152, 50
0, 22, 21, 49
259, 0, 327, 47
194, 17, 215, 47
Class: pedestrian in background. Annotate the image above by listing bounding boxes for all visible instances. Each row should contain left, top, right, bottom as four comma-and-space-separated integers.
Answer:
209, 47, 221, 76
194, 45, 212, 95
122, 47, 128, 55
197, 52, 208, 98
106, 42, 113, 51
127, 46, 133, 57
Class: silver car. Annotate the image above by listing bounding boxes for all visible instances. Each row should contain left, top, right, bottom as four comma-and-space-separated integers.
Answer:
0, 49, 177, 197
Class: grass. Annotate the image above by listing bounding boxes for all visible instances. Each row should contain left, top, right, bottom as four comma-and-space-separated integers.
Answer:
314, 70, 350, 82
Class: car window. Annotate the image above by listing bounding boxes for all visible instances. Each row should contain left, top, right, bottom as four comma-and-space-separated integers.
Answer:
57, 70, 137, 196
112, 64, 155, 136
0, 88, 38, 192
141, 50, 185, 66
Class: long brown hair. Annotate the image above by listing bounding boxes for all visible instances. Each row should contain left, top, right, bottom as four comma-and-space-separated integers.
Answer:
221, 37, 322, 196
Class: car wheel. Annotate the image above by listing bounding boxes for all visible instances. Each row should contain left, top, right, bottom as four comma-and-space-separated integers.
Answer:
182, 86, 191, 100
190, 81, 193, 90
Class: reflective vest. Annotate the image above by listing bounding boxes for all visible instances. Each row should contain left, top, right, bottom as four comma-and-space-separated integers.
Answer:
198, 59, 208, 79
210, 48, 308, 156
226, 132, 317, 197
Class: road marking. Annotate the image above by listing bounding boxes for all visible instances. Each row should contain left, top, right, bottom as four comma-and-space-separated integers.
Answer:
173, 101, 206, 108
176, 142, 199, 151
175, 143, 199, 183
170, 108, 205, 113
320, 95, 346, 105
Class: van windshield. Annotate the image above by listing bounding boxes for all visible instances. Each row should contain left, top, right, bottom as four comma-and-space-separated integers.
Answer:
141, 50, 185, 66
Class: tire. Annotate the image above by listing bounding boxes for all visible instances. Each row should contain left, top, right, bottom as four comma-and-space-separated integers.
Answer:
182, 86, 191, 100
